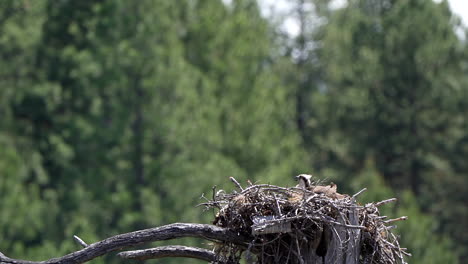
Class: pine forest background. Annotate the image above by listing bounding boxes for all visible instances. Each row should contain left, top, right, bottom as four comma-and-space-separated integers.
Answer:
0, 0, 467, 263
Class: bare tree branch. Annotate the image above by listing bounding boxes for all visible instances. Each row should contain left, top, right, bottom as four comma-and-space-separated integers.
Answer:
374, 198, 397, 207
73, 235, 88, 248
0, 223, 249, 264
230, 177, 243, 191
117, 245, 217, 262
351, 188, 367, 199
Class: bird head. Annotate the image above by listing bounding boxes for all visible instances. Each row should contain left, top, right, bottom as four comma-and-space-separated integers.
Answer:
295, 174, 312, 189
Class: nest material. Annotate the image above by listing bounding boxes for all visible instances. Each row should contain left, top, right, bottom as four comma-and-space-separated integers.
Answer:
202, 178, 409, 264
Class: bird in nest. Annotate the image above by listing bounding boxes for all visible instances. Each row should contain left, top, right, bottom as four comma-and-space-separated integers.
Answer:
294, 174, 346, 199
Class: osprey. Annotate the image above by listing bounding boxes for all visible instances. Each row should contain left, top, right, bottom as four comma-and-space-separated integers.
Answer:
288, 174, 312, 204
295, 174, 346, 199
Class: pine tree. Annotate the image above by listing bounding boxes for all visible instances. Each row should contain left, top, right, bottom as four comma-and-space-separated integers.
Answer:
307, 0, 467, 260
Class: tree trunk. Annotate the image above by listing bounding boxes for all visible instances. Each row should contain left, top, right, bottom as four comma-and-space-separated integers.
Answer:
294, 207, 361, 264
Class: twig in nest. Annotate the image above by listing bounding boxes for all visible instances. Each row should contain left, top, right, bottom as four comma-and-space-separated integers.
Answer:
375, 198, 397, 207
212, 185, 217, 201
384, 216, 408, 224
230, 177, 244, 191
351, 188, 367, 199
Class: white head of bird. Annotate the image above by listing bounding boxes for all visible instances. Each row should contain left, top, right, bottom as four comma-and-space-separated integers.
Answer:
295, 174, 312, 189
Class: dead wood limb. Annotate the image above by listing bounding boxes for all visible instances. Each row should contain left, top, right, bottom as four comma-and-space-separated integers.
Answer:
351, 188, 367, 199
1, 178, 409, 264
384, 216, 408, 224
0, 223, 248, 264
73, 235, 88, 248
374, 198, 397, 207
230, 177, 244, 191
117, 245, 217, 262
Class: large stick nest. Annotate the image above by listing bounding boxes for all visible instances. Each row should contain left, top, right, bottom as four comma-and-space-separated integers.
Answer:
201, 177, 410, 264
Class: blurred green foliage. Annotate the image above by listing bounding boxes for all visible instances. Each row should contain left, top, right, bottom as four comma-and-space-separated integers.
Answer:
0, 0, 466, 263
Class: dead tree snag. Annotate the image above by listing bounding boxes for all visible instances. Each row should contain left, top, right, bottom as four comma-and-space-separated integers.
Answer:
0, 176, 409, 264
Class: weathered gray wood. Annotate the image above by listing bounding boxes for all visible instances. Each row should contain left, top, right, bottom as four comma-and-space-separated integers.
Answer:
0, 223, 249, 264
322, 207, 361, 264
346, 208, 361, 264
118, 245, 217, 262
251, 216, 293, 235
